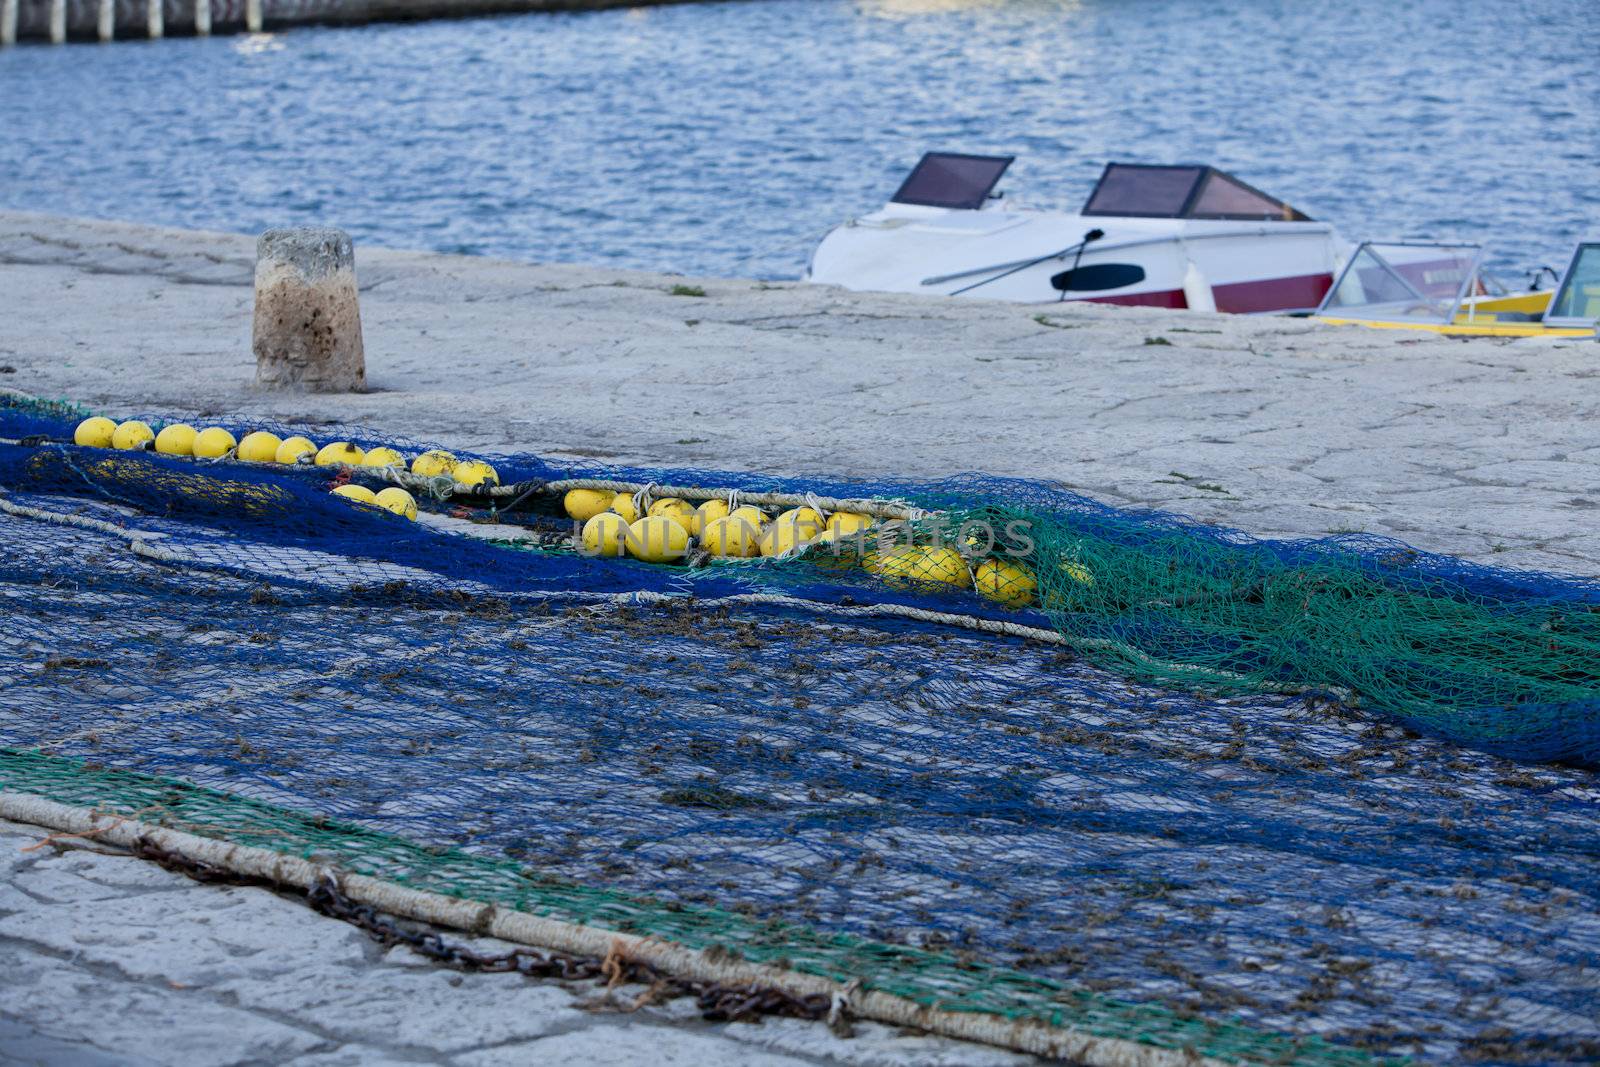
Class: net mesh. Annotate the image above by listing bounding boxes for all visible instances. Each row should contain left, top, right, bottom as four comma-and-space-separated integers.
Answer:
2, 393, 1598, 1065
10, 396, 1600, 766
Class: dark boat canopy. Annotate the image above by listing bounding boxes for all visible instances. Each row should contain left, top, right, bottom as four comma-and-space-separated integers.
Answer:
888, 154, 1312, 221
890, 152, 1014, 211
1082, 163, 1312, 222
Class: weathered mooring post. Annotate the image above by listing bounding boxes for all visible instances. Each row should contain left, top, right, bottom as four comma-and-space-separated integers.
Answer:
97, 0, 114, 40
194, 0, 211, 35
146, 0, 163, 38
48, 0, 64, 42
246, 0, 261, 31
1, 0, 17, 47
253, 228, 367, 393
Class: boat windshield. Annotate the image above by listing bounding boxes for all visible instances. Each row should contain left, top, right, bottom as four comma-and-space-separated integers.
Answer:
890, 152, 1014, 211
1081, 163, 1311, 221
1318, 242, 1487, 322
1545, 242, 1600, 326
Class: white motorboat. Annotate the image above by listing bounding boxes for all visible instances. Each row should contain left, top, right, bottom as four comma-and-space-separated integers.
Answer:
806, 153, 1348, 313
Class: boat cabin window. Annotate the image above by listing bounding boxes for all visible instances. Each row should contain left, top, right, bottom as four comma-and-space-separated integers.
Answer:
1546, 243, 1600, 326
1081, 163, 1311, 221
890, 152, 1014, 211
1318, 243, 1485, 322
1191, 172, 1302, 219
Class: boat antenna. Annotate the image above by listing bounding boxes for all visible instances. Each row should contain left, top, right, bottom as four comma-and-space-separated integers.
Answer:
949, 229, 1105, 297
1058, 229, 1106, 302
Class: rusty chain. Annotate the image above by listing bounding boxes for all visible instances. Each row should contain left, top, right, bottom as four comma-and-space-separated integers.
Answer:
128, 836, 844, 1029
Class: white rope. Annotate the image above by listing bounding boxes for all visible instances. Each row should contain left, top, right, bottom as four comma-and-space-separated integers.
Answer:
0, 792, 1239, 1067
631, 482, 656, 517
685, 590, 1066, 644
0, 488, 182, 564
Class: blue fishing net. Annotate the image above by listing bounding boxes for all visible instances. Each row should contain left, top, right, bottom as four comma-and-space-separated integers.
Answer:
2, 397, 1598, 1063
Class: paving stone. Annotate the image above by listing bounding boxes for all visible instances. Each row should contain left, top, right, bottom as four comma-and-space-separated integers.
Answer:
0, 878, 371, 985
0, 939, 326, 1066
455, 1020, 820, 1066
0, 1014, 165, 1067
221, 965, 588, 1054
721, 1016, 1035, 1067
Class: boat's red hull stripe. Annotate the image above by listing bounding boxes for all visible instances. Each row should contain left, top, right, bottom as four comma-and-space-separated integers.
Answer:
1084, 271, 1334, 314
1089, 288, 1189, 310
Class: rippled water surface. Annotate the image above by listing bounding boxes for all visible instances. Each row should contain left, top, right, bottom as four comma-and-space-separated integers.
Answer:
1, 0, 1595, 280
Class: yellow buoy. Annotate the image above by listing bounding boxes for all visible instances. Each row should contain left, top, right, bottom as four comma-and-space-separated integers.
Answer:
758, 518, 819, 558
154, 423, 198, 457
610, 492, 643, 523
700, 514, 761, 558
820, 513, 877, 566
315, 441, 365, 467
275, 435, 316, 464
865, 545, 926, 577
374, 486, 418, 520
331, 484, 378, 505
809, 534, 861, 571
563, 489, 614, 521
412, 450, 456, 478
236, 430, 282, 463
626, 515, 690, 563
73, 417, 117, 448
974, 558, 1037, 607
110, 420, 155, 451
649, 498, 696, 532
1061, 559, 1094, 586
581, 512, 630, 557
360, 446, 405, 468
728, 504, 767, 529
877, 546, 971, 591
825, 511, 874, 539
775, 506, 825, 538
193, 427, 237, 459
689, 499, 729, 536
453, 459, 499, 488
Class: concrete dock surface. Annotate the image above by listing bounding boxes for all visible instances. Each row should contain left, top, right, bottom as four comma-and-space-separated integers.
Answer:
3, 210, 1596, 577
0, 819, 1029, 1066
1, 210, 1597, 1064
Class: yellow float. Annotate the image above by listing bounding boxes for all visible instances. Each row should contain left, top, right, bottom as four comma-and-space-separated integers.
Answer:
110, 420, 154, 451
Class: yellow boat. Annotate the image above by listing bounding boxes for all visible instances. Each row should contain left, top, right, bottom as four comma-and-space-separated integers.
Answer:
1313, 240, 1600, 338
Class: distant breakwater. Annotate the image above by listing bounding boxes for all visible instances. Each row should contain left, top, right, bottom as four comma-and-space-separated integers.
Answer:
0, 0, 703, 45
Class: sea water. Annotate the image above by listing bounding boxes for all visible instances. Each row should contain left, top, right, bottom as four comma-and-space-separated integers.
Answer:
1, 0, 1594, 282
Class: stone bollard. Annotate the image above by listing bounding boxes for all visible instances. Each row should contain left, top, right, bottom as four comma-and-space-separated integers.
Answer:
253, 227, 366, 393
